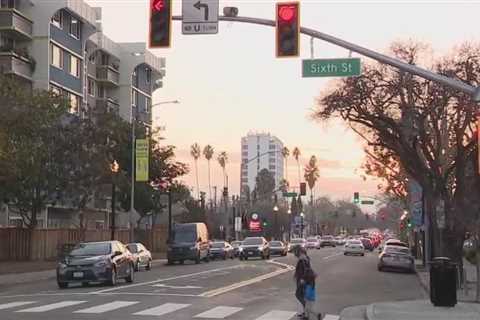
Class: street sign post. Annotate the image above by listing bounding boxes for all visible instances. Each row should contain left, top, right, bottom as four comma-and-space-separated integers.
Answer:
302, 58, 361, 78
135, 139, 149, 182
235, 217, 242, 232
182, 0, 219, 34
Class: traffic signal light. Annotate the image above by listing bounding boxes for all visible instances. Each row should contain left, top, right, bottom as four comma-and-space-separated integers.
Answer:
299, 182, 306, 196
407, 218, 412, 228
276, 2, 300, 57
149, 0, 172, 48
353, 192, 360, 204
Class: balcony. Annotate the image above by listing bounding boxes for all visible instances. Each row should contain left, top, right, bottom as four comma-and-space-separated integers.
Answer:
136, 111, 152, 124
0, 9, 33, 40
0, 51, 33, 81
96, 97, 119, 114
96, 65, 119, 86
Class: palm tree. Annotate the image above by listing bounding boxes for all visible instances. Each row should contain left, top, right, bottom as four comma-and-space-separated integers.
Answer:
292, 147, 301, 186
304, 155, 320, 205
281, 147, 290, 187
217, 151, 228, 187
203, 145, 214, 206
190, 143, 201, 199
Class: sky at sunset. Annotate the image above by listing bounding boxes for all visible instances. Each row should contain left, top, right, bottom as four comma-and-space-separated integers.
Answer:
86, 0, 480, 201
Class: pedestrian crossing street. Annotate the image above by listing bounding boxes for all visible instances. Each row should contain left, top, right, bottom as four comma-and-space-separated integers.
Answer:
0, 299, 340, 320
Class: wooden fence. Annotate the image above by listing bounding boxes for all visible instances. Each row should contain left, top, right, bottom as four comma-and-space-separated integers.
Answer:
0, 227, 168, 261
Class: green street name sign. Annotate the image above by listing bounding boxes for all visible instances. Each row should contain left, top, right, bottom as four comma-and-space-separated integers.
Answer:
283, 192, 298, 197
302, 58, 361, 78
361, 200, 375, 205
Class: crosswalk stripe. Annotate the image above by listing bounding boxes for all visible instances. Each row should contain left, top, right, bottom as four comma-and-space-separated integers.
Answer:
254, 310, 297, 320
323, 315, 340, 320
16, 301, 86, 313
0, 302, 37, 310
133, 303, 190, 316
73, 301, 139, 314
194, 306, 243, 318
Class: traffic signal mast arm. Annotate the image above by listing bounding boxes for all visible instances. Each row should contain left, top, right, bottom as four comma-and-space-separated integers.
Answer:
171, 15, 480, 101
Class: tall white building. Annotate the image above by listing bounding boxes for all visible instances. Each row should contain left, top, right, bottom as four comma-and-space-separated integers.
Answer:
240, 133, 285, 196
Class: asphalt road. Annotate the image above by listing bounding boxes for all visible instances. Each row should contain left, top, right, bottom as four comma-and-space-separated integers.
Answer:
0, 247, 426, 320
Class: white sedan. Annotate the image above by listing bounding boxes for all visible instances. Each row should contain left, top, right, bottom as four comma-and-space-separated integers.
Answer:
344, 239, 365, 256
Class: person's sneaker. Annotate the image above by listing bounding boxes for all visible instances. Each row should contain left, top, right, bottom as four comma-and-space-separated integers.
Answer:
297, 313, 305, 318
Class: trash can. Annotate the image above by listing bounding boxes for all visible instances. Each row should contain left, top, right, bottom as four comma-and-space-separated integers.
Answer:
429, 257, 457, 307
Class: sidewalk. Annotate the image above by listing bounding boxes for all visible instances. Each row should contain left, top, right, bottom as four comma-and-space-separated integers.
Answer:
415, 259, 478, 302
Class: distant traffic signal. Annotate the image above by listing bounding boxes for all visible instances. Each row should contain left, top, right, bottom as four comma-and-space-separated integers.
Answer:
353, 192, 360, 204
149, 0, 172, 48
407, 218, 412, 228
299, 182, 307, 196
276, 2, 300, 57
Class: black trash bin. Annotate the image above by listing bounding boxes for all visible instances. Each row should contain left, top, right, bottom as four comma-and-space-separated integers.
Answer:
429, 257, 457, 307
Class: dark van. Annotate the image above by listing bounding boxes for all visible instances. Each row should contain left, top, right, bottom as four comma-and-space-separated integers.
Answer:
167, 223, 209, 265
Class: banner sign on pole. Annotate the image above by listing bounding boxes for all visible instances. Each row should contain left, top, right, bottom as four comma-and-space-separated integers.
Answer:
136, 139, 149, 182
408, 180, 423, 227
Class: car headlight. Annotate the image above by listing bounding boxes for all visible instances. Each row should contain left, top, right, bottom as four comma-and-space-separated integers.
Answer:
258, 246, 263, 251
238, 247, 243, 252
94, 259, 110, 268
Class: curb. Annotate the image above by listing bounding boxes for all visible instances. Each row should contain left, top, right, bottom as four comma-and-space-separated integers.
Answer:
365, 304, 375, 320
416, 270, 430, 294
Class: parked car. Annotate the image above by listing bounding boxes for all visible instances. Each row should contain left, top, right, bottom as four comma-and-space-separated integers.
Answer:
378, 245, 415, 273
289, 238, 306, 253
306, 237, 321, 249
231, 241, 243, 257
56, 241, 135, 288
239, 237, 270, 260
335, 236, 346, 246
360, 238, 374, 251
127, 242, 152, 271
344, 239, 365, 256
320, 235, 337, 247
167, 222, 210, 265
209, 241, 234, 260
269, 240, 288, 256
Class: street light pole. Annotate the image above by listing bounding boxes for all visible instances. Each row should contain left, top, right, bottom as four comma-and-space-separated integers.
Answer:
110, 160, 119, 241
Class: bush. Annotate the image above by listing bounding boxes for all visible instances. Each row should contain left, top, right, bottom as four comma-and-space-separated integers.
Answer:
464, 248, 477, 265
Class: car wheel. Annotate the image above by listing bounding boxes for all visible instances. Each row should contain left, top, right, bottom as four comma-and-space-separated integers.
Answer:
146, 259, 152, 270
57, 281, 68, 289
125, 264, 134, 283
361, 253, 365, 256
244, 256, 248, 261
107, 267, 117, 286
343, 252, 347, 255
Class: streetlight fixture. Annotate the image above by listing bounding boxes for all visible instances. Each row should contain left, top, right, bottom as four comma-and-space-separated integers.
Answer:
273, 205, 279, 240
130, 99, 180, 218
110, 160, 119, 241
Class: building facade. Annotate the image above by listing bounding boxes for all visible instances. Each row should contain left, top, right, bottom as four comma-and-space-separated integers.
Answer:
0, 0, 166, 228
240, 133, 285, 196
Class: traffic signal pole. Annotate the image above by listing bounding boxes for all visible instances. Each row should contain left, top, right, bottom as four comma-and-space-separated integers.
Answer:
171, 15, 480, 101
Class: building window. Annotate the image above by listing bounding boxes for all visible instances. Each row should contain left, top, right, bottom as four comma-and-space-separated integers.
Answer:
51, 10, 63, 28
0, 0, 15, 8
132, 70, 138, 88
269, 158, 275, 163
87, 78, 95, 96
269, 165, 276, 170
242, 144, 248, 150
242, 151, 248, 157
50, 43, 63, 69
70, 17, 80, 39
131, 89, 138, 107
68, 93, 80, 114
70, 55, 80, 77
97, 84, 105, 98
145, 96, 151, 113
88, 53, 96, 64
269, 144, 276, 150
146, 68, 151, 84
0, 35, 14, 51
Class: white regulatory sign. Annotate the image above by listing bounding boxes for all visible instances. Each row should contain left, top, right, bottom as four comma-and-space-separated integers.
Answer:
182, 0, 219, 35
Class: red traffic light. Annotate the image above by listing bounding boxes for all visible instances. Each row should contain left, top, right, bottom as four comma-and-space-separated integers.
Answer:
152, 0, 165, 12
149, 0, 171, 48
278, 5, 297, 22
275, 2, 300, 58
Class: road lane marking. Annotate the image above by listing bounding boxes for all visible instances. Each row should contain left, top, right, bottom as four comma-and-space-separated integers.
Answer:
194, 306, 243, 318
323, 252, 343, 260
254, 310, 297, 320
0, 301, 37, 310
199, 267, 292, 297
152, 284, 202, 289
16, 300, 86, 312
90, 265, 245, 294
324, 315, 340, 320
73, 301, 139, 313
133, 303, 190, 316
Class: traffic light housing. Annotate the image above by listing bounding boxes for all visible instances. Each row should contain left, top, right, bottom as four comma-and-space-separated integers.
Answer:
353, 192, 360, 204
149, 0, 172, 48
299, 182, 306, 196
276, 2, 300, 57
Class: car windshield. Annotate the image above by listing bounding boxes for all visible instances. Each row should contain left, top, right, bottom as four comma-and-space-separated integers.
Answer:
385, 247, 411, 255
348, 240, 362, 245
126, 244, 138, 253
211, 242, 225, 248
172, 226, 197, 243
291, 239, 305, 244
386, 242, 408, 248
69, 243, 111, 256
231, 241, 242, 247
322, 236, 333, 240
243, 238, 263, 245
307, 238, 317, 242
270, 241, 283, 246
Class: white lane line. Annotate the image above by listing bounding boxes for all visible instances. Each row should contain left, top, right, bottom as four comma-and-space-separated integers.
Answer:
91, 265, 245, 294
199, 268, 292, 298
254, 310, 296, 320
73, 301, 139, 314
133, 303, 190, 316
16, 300, 86, 313
324, 315, 340, 320
323, 252, 343, 260
0, 301, 37, 310
194, 306, 243, 318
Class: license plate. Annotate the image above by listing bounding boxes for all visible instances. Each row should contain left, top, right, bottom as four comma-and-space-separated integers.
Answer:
248, 252, 254, 255
73, 272, 84, 278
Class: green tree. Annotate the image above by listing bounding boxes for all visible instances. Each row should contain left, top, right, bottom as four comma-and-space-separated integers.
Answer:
255, 169, 275, 202
217, 151, 228, 187
281, 146, 290, 185
292, 147, 301, 186
203, 145, 214, 206
304, 155, 320, 205
190, 143, 201, 199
